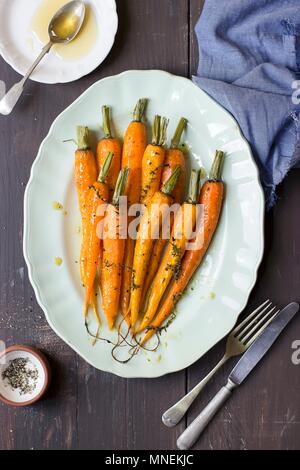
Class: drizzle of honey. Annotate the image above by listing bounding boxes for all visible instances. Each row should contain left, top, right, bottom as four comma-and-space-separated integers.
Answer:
30, 0, 98, 61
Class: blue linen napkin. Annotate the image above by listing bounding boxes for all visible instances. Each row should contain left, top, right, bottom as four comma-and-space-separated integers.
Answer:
193, 0, 300, 207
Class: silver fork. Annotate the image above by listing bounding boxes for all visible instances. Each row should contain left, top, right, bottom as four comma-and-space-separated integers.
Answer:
162, 300, 279, 427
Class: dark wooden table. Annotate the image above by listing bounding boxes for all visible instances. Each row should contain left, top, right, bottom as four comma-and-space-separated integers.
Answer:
1, 0, 300, 451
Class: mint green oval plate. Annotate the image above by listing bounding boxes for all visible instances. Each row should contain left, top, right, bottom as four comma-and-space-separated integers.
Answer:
24, 70, 264, 378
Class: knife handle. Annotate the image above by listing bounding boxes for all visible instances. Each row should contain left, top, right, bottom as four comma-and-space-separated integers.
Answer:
177, 379, 236, 450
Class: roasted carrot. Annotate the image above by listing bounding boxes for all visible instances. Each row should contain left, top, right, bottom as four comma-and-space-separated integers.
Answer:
96, 106, 121, 200
83, 152, 113, 322
120, 99, 148, 324
129, 167, 181, 331
101, 168, 129, 329
75, 127, 98, 320
141, 151, 225, 344
140, 115, 168, 208
142, 118, 187, 304
137, 169, 200, 332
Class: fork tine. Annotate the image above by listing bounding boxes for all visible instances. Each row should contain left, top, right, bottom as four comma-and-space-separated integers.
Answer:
232, 299, 271, 336
236, 304, 275, 340
243, 310, 280, 346
241, 306, 277, 343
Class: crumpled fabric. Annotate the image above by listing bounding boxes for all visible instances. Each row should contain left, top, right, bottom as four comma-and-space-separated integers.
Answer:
193, 0, 300, 207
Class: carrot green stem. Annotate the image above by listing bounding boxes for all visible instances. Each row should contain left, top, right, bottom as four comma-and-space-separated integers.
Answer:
186, 169, 200, 204
209, 150, 225, 181
98, 152, 114, 183
152, 115, 169, 146
171, 117, 188, 149
161, 165, 181, 196
77, 126, 90, 150
133, 98, 148, 122
102, 106, 112, 139
112, 168, 129, 207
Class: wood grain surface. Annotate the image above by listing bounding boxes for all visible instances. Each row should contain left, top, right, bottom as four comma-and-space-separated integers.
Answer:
0, 0, 299, 450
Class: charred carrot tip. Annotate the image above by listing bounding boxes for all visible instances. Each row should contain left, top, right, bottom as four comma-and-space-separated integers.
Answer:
83, 295, 91, 321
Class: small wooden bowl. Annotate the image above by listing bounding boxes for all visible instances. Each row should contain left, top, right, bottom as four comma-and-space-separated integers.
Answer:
0, 345, 51, 406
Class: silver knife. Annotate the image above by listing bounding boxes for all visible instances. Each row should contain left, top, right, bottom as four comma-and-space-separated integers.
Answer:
177, 302, 299, 450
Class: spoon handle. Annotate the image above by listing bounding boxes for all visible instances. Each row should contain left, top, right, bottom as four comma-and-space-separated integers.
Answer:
0, 42, 52, 116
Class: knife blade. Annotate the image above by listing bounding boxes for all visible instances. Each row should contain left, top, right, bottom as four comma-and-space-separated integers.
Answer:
230, 301, 299, 385
177, 301, 299, 450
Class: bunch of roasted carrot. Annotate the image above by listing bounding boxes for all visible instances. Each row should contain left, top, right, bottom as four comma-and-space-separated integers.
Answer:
74, 99, 225, 347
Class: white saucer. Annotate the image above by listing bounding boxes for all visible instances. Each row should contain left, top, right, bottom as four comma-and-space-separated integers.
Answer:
0, 0, 118, 84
